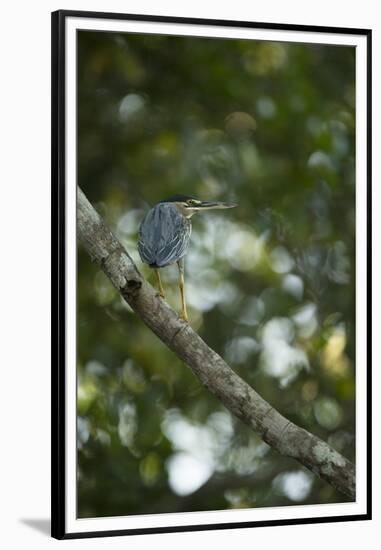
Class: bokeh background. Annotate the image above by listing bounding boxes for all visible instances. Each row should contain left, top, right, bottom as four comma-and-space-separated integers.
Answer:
77, 30, 356, 518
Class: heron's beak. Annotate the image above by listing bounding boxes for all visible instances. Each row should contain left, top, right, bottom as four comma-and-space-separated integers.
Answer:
196, 201, 237, 211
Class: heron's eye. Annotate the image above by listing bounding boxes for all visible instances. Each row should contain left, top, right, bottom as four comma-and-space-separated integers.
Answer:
187, 199, 199, 206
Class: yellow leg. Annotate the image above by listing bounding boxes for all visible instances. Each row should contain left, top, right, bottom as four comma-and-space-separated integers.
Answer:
177, 260, 188, 322
155, 269, 165, 298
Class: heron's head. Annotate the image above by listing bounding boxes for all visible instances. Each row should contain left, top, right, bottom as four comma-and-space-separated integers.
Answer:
160, 194, 237, 218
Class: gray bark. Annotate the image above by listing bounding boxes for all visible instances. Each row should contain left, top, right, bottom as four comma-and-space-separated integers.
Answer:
77, 186, 355, 500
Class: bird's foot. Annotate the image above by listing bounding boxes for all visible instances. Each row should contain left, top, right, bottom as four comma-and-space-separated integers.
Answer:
180, 311, 189, 323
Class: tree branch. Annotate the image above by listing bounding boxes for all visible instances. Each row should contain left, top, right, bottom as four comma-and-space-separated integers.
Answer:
77, 186, 355, 500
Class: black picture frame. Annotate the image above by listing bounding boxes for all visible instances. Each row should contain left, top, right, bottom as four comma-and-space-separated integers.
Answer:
51, 9, 372, 540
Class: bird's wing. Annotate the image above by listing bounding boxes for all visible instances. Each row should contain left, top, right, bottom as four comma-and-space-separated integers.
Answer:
138, 203, 191, 267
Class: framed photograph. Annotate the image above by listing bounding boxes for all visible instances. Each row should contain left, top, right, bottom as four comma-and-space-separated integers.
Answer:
51, 9, 371, 540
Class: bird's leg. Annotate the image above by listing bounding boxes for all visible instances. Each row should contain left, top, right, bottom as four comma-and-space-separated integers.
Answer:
177, 259, 188, 322
155, 269, 165, 298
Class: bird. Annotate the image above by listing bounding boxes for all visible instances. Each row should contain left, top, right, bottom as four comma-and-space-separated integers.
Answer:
138, 194, 237, 321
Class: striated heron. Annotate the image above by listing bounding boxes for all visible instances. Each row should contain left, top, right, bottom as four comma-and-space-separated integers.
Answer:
138, 195, 237, 321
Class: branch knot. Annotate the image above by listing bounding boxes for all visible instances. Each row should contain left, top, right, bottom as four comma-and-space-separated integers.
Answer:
121, 278, 142, 299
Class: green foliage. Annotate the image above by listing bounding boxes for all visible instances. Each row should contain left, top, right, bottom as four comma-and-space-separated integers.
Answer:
77, 30, 355, 517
